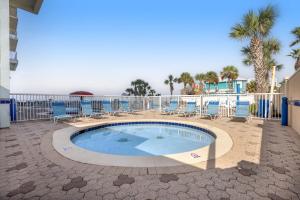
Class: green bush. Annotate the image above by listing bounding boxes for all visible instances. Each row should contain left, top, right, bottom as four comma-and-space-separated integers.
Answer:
249, 103, 256, 115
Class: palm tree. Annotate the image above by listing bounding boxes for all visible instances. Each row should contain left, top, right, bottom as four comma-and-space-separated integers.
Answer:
246, 80, 257, 93
178, 72, 194, 89
164, 75, 178, 95
148, 89, 156, 96
195, 73, 207, 94
124, 79, 157, 96
205, 71, 219, 93
220, 66, 239, 92
290, 27, 300, 46
242, 38, 282, 89
131, 79, 150, 96
230, 5, 278, 92
125, 88, 134, 96
288, 49, 300, 70
289, 27, 300, 70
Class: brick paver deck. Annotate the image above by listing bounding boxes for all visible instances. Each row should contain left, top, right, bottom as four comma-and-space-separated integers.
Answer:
1, 111, 300, 200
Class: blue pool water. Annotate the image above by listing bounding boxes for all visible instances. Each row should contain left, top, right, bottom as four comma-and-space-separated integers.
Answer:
71, 122, 215, 156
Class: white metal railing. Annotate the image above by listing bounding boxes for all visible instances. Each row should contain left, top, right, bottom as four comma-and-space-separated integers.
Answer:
9, 94, 148, 122
9, 93, 283, 122
158, 93, 283, 119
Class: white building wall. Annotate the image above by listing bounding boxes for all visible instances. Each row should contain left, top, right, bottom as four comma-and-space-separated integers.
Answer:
0, 0, 11, 128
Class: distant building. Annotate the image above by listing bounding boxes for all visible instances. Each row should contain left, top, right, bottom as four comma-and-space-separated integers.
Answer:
203, 78, 248, 94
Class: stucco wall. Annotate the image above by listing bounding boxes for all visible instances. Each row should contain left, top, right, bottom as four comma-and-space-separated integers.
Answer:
287, 69, 300, 134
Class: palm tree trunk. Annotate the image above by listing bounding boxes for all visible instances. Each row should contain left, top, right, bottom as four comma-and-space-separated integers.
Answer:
250, 37, 269, 93
295, 57, 300, 71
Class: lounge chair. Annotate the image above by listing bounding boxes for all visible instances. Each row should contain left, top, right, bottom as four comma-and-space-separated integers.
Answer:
206, 101, 220, 119
234, 101, 251, 121
102, 100, 120, 115
119, 100, 138, 113
162, 100, 178, 115
80, 100, 103, 118
51, 101, 74, 122
179, 102, 197, 117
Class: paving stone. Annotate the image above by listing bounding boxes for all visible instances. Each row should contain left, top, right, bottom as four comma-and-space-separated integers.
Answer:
5, 144, 20, 148
187, 183, 208, 198
267, 165, 290, 174
286, 140, 295, 144
5, 138, 17, 142
115, 184, 138, 199
269, 141, 279, 144
157, 189, 179, 200
47, 163, 58, 168
226, 188, 252, 200
148, 182, 169, 191
62, 176, 87, 191
83, 190, 98, 200
292, 149, 300, 154
238, 168, 257, 176
6, 162, 28, 172
6, 181, 36, 197
113, 174, 135, 186
176, 191, 190, 200
208, 189, 230, 200
268, 193, 287, 200
267, 150, 282, 155
6, 151, 23, 157
167, 182, 188, 194
103, 193, 115, 200
159, 174, 179, 183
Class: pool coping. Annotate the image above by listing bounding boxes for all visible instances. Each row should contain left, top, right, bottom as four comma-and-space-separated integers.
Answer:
52, 119, 233, 167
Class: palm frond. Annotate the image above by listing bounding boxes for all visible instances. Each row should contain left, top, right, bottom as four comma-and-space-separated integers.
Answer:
258, 5, 278, 37
243, 58, 252, 66
264, 38, 281, 55
288, 49, 300, 58
291, 27, 300, 38
241, 46, 252, 66
195, 73, 207, 82
241, 46, 251, 56
276, 64, 283, 71
289, 26, 300, 47
230, 23, 249, 39
265, 58, 283, 71
243, 10, 259, 35
290, 40, 300, 47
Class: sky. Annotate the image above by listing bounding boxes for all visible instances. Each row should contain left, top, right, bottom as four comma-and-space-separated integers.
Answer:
10, 0, 300, 95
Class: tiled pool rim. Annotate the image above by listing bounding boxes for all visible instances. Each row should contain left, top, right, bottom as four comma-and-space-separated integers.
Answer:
52, 119, 233, 167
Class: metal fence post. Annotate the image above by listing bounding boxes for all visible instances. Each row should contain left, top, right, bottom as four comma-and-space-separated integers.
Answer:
227, 95, 230, 117
199, 95, 203, 117
159, 96, 162, 112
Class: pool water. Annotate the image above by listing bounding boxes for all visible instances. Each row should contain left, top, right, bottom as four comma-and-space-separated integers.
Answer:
71, 122, 215, 156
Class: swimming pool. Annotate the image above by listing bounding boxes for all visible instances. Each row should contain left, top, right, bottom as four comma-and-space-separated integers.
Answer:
71, 122, 215, 156
52, 119, 233, 167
